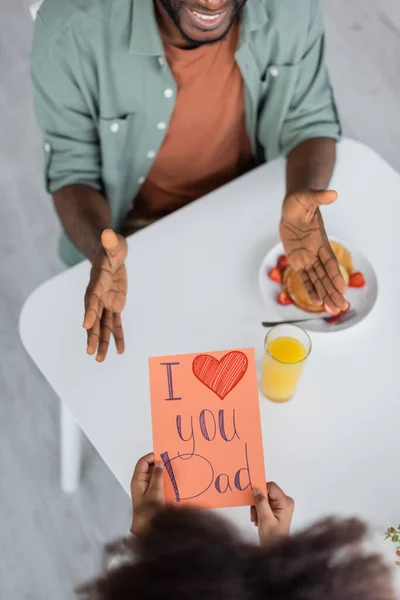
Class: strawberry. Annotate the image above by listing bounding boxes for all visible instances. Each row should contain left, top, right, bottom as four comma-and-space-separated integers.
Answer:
268, 267, 282, 283
277, 255, 289, 271
278, 292, 293, 306
349, 272, 366, 288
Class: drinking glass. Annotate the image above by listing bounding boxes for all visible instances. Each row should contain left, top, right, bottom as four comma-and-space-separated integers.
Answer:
261, 324, 311, 403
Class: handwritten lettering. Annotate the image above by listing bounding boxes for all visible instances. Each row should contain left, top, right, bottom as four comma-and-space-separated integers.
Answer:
160, 451, 180, 502
161, 452, 214, 502
175, 408, 240, 452
176, 415, 195, 458
215, 474, 232, 494
234, 443, 252, 491
218, 408, 240, 442
162, 444, 252, 500
199, 409, 216, 441
161, 362, 182, 401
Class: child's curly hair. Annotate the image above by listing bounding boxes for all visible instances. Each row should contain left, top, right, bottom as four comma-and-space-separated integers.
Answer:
84, 507, 395, 600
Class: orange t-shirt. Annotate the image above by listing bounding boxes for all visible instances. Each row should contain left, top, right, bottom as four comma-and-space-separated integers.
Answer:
130, 22, 254, 221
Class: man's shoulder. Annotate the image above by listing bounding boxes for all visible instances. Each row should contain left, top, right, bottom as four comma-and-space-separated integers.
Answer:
263, 0, 317, 25
37, 0, 122, 37
248, 1, 322, 65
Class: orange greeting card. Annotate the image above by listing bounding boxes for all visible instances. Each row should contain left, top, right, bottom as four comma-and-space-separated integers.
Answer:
149, 348, 266, 509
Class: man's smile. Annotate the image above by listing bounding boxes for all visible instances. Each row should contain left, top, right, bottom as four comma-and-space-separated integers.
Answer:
186, 5, 230, 31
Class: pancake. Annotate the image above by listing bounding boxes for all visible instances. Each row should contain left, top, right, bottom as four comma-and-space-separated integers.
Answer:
284, 268, 325, 313
283, 241, 352, 313
330, 241, 354, 274
339, 264, 350, 285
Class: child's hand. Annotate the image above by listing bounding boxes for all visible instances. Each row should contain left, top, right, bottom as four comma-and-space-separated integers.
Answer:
130, 453, 164, 536
250, 482, 294, 544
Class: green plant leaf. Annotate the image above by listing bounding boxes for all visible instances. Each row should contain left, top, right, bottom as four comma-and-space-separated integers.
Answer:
391, 527, 396, 534
393, 535, 399, 542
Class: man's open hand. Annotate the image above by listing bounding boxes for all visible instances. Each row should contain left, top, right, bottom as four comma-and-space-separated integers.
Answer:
280, 189, 348, 315
83, 229, 128, 362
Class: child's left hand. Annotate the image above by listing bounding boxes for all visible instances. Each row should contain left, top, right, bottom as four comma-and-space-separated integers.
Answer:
130, 452, 164, 536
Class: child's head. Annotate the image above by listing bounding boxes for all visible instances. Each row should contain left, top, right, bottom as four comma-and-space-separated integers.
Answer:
84, 506, 395, 600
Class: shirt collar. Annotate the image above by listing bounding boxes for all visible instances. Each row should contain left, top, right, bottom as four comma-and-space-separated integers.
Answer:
240, 0, 269, 38
129, 1, 164, 56
129, 0, 269, 55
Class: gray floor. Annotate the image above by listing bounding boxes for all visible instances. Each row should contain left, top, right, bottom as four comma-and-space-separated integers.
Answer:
0, 0, 399, 598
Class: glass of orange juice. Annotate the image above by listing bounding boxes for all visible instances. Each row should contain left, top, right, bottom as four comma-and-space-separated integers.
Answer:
261, 324, 311, 403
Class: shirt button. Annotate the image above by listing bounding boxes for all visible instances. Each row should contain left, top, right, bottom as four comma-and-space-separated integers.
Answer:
269, 66, 279, 77
44, 142, 51, 153
158, 56, 165, 67
110, 122, 119, 133
147, 150, 156, 159
138, 176, 145, 185
164, 88, 173, 98
157, 122, 167, 130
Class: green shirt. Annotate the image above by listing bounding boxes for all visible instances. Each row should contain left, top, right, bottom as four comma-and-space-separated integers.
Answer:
31, 0, 341, 266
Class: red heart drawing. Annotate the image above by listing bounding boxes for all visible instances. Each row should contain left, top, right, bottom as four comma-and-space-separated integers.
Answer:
192, 351, 248, 400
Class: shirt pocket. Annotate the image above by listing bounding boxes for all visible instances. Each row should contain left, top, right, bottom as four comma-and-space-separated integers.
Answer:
259, 62, 300, 93
257, 63, 301, 158
98, 114, 134, 188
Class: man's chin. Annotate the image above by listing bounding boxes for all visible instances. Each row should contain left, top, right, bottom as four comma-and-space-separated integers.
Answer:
178, 21, 234, 45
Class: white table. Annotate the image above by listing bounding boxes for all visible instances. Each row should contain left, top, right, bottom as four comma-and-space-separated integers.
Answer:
20, 139, 400, 535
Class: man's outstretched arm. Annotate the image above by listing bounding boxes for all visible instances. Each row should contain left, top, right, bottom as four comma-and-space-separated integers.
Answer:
32, 17, 128, 361
277, 1, 346, 314
286, 137, 336, 194
280, 137, 348, 315
53, 184, 111, 264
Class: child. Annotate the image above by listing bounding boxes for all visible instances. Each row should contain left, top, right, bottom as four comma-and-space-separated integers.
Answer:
81, 453, 396, 600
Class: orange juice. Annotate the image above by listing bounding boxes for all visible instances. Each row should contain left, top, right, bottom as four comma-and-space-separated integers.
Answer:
261, 327, 311, 403
268, 337, 307, 363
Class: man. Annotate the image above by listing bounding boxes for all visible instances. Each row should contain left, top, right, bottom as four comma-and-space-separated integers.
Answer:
31, 0, 348, 362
